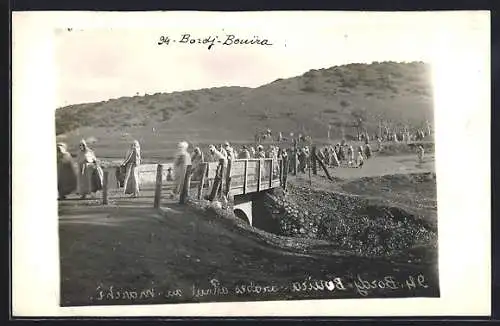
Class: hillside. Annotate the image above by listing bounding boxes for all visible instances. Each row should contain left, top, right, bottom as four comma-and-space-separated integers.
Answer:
55, 61, 433, 158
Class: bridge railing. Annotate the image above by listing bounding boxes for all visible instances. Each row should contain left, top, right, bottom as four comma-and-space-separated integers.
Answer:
228, 158, 282, 196
100, 157, 286, 207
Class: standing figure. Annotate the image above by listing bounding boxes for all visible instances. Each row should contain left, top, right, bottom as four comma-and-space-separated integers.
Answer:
358, 145, 364, 158
224, 142, 235, 161
238, 145, 251, 159
356, 151, 364, 168
364, 143, 373, 159
77, 139, 100, 199
173, 141, 192, 199
417, 145, 425, 163
255, 145, 266, 158
56, 143, 77, 200
347, 145, 355, 167
122, 140, 141, 197
191, 147, 205, 181
330, 146, 340, 167
249, 146, 256, 158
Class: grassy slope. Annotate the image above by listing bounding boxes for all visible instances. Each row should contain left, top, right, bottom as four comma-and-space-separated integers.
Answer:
55, 61, 433, 159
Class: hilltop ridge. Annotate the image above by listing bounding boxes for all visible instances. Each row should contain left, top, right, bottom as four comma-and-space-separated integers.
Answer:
55, 61, 433, 157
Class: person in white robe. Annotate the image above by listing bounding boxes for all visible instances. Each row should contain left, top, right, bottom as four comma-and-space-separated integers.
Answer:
256, 145, 266, 158
191, 147, 205, 181
224, 142, 235, 161
347, 145, 355, 167
417, 145, 425, 163
76, 139, 99, 199
250, 146, 256, 158
173, 141, 192, 198
122, 140, 141, 197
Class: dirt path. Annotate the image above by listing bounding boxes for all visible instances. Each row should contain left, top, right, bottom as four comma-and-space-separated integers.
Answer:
59, 203, 438, 306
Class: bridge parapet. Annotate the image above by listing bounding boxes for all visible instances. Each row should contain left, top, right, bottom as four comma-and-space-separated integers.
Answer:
100, 157, 288, 207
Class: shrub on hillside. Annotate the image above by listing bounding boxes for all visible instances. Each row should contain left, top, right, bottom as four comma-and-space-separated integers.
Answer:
300, 85, 317, 92
340, 78, 357, 88
323, 108, 338, 114
340, 100, 351, 108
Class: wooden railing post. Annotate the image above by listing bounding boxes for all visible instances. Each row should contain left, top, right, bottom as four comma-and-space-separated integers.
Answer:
102, 171, 109, 205
197, 163, 208, 200
218, 159, 226, 198
314, 152, 334, 181
208, 159, 225, 201
283, 156, 289, 191
179, 164, 192, 204
293, 152, 297, 176
269, 159, 273, 188
224, 159, 232, 196
279, 158, 283, 186
153, 164, 163, 209
243, 160, 248, 194
257, 159, 262, 192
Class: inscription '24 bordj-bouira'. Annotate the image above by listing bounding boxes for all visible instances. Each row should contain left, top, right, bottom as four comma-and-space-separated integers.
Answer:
157, 34, 274, 50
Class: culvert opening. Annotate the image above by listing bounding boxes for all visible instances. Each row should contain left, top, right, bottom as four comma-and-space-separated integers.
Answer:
233, 209, 250, 225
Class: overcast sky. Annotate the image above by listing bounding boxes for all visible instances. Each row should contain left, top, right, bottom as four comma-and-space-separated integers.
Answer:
54, 11, 486, 107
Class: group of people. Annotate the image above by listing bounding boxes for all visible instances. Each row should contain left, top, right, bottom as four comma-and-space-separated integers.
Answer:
57, 134, 392, 201
56, 139, 141, 200
56, 139, 104, 200
292, 141, 373, 174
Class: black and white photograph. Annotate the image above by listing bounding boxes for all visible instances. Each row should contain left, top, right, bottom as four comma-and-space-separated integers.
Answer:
12, 11, 491, 316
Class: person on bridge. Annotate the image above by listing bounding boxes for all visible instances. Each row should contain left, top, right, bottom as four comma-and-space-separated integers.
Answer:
218, 144, 228, 159
256, 145, 266, 158
191, 147, 205, 181
76, 139, 101, 199
56, 143, 77, 200
172, 141, 192, 199
209, 144, 227, 162
238, 145, 251, 159
121, 140, 141, 198
249, 146, 256, 158
224, 142, 235, 161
